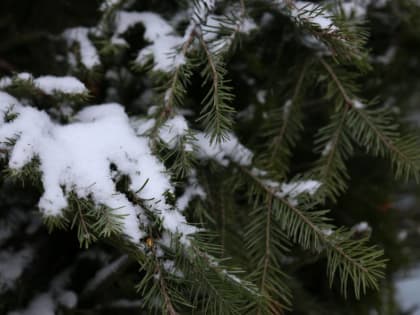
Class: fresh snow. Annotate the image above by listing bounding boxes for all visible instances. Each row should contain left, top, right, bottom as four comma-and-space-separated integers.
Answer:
193, 0, 216, 23
84, 255, 128, 292
0, 91, 19, 108
203, 14, 257, 53
0, 248, 33, 293
34, 76, 87, 95
114, 7, 256, 72
322, 141, 333, 156
353, 99, 365, 109
283, 99, 292, 117
194, 132, 253, 166
352, 221, 371, 233
8, 294, 55, 315
279, 179, 322, 199
256, 90, 267, 104
288, 1, 337, 31
63, 27, 100, 69
133, 116, 253, 167
159, 115, 192, 150
395, 265, 420, 315
57, 290, 78, 309
0, 99, 196, 243
340, 0, 390, 19
0, 74, 87, 95
177, 171, 206, 211
113, 11, 184, 72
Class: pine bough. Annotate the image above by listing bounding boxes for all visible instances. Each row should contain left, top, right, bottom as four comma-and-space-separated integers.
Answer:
0, 0, 417, 314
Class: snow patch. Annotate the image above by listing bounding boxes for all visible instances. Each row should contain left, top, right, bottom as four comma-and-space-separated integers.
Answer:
63, 27, 100, 69
353, 99, 365, 109
279, 179, 322, 199
0, 74, 87, 95
159, 115, 189, 148
194, 132, 253, 166
177, 171, 206, 211
113, 11, 184, 72
0, 102, 196, 243
34, 76, 87, 95
290, 1, 337, 31
84, 255, 128, 292
0, 248, 33, 293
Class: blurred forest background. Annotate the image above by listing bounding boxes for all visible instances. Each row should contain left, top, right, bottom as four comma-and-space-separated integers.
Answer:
1, 0, 420, 314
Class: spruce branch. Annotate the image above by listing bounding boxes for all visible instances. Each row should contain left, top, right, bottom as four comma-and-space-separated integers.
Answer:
70, 196, 98, 248
261, 63, 307, 178
240, 166, 386, 298
245, 198, 292, 314
312, 108, 353, 201
197, 34, 235, 143
319, 57, 354, 106
280, 2, 370, 64
154, 28, 197, 123
347, 108, 420, 181
320, 57, 420, 182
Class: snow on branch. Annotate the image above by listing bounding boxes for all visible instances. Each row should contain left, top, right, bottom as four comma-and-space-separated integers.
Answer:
112, 11, 185, 72
0, 73, 88, 96
289, 1, 337, 31
0, 95, 196, 243
63, 27, 100, 69
0, 247, 33, 293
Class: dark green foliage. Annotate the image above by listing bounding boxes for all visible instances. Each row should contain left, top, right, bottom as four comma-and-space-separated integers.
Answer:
1, 1, 420, 315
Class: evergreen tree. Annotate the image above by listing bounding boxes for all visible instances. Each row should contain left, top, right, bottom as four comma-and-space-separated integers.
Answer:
1, 0, 420, 314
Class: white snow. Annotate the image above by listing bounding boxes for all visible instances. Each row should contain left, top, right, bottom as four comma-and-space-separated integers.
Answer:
159, 115, 189, 148
279, 179, 322, 199
352, 221, 371, 233
322, 228, 334, 236
113, 11, 184, 72
17, 72, 33, 81
193, 0, 216, 23
398, 230, 408, 241
34, 76, 87, 95
114, 11, 173, 43
134, 118, 253, 167
396, 265, 420, 315
0, 91, 19, 108
340, 0, 390, 19
63, 27, 100, 69
341, 2, 367, 19
290, 1, 337, 31
8, 294, 55, 315
84, 255, 128, 292
100, 0, 121, 11
57, 290, 78, 309
132, 117, 156, 136
176, 171, 206, 211
256, 90, 267, 104
1, 75, 87, 95
0, 248, 33, 293
375, 46, 396, 64
283, 99, 292, 117
136, 35, 184, 72
241, 17, 258, 34
202, 14, 257, 54
322, 141, 333, 156
353, 99, 365, 109
0, 77, 12, 88
259, 177, 322, 205
194, 132, 253, 166
0, 101, 196, 243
